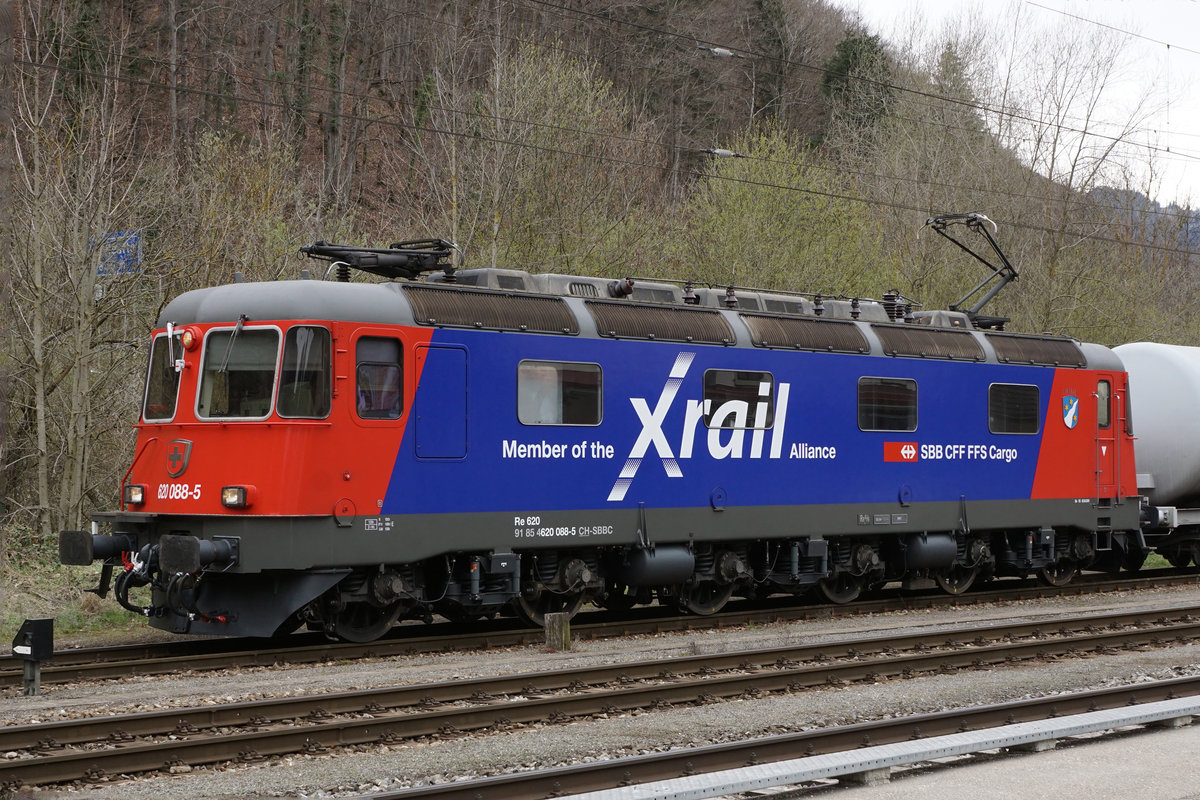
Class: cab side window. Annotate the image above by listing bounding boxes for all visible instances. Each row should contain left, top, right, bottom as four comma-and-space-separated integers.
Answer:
143, 332, 182, 422
1097, 380, 1111, 430
356, 337, 403, 420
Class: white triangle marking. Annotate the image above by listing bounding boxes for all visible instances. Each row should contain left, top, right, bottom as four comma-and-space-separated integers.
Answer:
1101, 445, 1108, 456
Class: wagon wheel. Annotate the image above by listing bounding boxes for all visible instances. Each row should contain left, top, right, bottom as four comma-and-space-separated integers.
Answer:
515, 591, 585, 627
327, 600, 404, 643
1036, 560, 1078, 588
817, 572, 864, 604
680, 580, 735, 616
1166, 549, 1192, 569
935, 564, 979, 595
1166, 542, 1200, 569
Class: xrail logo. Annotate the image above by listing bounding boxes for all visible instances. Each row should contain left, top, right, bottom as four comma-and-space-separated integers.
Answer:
607, 353, 791, 502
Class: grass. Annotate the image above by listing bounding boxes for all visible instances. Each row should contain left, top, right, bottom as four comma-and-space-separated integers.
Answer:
2, 561, 151, 646
1144, 553, 1171, 569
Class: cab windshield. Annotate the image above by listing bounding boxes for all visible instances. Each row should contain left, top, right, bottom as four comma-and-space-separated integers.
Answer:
197, 328, 280, 418
278, 326, 332, 418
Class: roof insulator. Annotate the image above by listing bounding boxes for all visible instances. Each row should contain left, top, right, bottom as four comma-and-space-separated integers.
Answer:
608, 278, 635, 298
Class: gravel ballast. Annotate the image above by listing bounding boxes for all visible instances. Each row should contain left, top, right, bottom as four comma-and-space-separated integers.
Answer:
8, 583, 1200, 799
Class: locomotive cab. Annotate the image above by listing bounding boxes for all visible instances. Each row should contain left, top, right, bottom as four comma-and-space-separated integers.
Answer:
60, 286, 486, 640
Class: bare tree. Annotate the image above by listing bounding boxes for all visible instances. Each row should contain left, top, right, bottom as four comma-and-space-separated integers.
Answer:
398, 16, 663, 274
9, 1, 154, 542
1, 0, 16, 599
820, 5, 1181, 342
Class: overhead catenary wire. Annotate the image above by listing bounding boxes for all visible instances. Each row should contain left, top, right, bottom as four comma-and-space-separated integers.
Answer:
1024, 0, 1200, 57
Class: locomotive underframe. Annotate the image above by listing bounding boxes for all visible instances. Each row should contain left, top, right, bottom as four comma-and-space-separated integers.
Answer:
68, 495, 1141, 638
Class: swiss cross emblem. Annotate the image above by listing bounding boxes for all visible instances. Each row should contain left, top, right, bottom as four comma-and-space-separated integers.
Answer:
166, 439, 193, 478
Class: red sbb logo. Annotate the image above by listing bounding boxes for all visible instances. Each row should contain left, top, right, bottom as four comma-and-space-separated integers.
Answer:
884, 442, 919, 462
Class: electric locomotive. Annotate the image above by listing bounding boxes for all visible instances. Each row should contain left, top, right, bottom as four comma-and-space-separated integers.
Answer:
60, 218, 1145, 641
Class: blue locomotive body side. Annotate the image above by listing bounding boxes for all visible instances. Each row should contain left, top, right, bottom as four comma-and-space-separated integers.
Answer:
388, 330, 1060, 515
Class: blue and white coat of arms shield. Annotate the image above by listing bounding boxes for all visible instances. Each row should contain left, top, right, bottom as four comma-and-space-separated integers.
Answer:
1062, 396, 1079, 429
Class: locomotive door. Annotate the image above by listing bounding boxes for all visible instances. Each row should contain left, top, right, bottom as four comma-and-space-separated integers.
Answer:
1095, 376, 1121, 498
413, 345, 467, 459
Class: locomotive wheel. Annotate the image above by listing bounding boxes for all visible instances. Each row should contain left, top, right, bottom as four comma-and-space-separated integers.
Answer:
515, 591, 585, 626
817, 573, 863, 604
599, 581, 640, 612
1036, 561, 1077, 588
327, 601, 403, 643
680, 580, 735, 616
1123, 548, 1148, 572
935, 564, 979, 595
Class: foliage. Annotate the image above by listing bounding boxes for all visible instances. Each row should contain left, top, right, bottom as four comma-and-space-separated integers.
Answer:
158, 131, 354, 288
2, 0, 1199, 591
405, 42, 665, 275
668, 124, 892, 297
820, 32, 895, 134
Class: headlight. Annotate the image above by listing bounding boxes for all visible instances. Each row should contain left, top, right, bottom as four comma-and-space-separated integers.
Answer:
123, 484, 146, 506
220, 485, 256, 508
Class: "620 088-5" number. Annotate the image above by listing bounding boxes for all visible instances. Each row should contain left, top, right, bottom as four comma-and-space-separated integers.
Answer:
158, 483, 202, 500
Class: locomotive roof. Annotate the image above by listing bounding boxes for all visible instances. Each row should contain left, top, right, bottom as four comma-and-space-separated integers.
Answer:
159, 280, 410, 326
157, 274, 1106, 370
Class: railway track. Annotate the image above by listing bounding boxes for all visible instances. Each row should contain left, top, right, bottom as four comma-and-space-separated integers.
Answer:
3, 602, 1199, 788
4, 568, 1198, 690
359, 675, 1200, 800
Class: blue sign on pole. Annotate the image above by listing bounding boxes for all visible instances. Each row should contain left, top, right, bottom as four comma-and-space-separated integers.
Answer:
94, 229, 143, 276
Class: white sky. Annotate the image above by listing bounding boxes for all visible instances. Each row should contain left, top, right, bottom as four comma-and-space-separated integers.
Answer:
825, 0, 1200, 208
